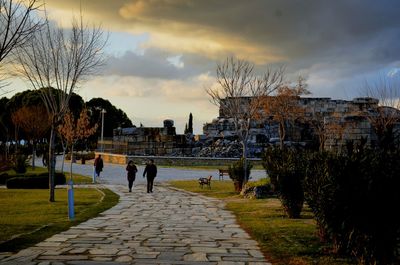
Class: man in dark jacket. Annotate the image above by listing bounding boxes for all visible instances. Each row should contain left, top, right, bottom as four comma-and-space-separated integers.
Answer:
143, 159, 157, 193
94, 154, 104, 178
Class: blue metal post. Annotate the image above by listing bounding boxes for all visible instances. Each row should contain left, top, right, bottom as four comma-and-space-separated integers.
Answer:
68, 180, 75, 220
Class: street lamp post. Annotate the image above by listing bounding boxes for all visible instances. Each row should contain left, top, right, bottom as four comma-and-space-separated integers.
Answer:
100, 109, 106, 152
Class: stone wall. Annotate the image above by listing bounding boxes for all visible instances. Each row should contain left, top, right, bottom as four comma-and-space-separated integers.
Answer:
95, 152, 262, 167
209, 96, 386, 150
111, 120, 193, 156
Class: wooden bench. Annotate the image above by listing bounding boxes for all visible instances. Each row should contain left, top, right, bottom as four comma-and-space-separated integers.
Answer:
198, 175, 212, 189
218, 169, 229, 180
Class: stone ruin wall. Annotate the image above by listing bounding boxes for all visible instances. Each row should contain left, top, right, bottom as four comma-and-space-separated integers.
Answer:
108, 97, 397, 156
211, 97, 382, 151
112, 120, 192, 156
300, 97, 379, 150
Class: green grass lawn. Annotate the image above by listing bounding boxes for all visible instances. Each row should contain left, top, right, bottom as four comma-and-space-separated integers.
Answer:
169, 180, 355, 265
169, 180, 239, 198
65, 172, 94, 184
0, 188, 119, 253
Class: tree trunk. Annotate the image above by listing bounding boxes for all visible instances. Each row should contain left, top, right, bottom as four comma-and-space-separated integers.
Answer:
60, 139, 66, 174
49, 124, 56, 202
32, 141, 36, 169
69, 144, 74, 182
319, 134, 325, 151
242, 141, 249, 185
279, 121, 285, 149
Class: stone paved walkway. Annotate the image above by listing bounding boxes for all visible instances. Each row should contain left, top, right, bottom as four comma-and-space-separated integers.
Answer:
1, 184, 271, 265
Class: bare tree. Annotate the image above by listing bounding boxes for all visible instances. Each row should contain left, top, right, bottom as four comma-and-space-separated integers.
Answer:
16, 14, 107, 202
262, 76, 310, 149
309, 112, 326, 151
0, 0, 42, 94
206, 57, 285, 185
362, 76, 400, 150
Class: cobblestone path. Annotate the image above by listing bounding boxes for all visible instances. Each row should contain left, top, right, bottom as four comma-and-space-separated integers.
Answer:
1, 184, 270, 265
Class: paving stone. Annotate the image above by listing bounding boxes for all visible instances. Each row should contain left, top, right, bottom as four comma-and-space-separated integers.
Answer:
132, 251, 160, 259
92, 256, 114, 261
217, 262, 246, 265
37, 262, 51, 265
183, 252, 208, 261
191, 247, 228, 254
115, 255, 132, 262
68, 248, 87, 254
37, 255, 88, 260
88, 248, 119, 255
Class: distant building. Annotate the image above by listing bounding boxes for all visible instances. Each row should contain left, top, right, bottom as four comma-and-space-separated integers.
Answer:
110, 119, 193, 156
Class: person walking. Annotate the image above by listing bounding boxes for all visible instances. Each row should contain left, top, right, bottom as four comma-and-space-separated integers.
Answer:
143, 159, 157, 193
126, 160, 138, 192
94, 154, 104, 179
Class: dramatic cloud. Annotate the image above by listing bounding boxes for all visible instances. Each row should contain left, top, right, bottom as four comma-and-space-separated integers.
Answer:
9, 0, 400, 133
104, 49, 215, 80
45, 0, 400, 63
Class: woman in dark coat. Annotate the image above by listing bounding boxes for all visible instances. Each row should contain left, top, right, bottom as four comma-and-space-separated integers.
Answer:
126, 160, 138, 192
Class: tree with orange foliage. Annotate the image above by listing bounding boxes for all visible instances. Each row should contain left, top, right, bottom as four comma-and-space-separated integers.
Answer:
262, 77, 310, 149
58, 108, 97, 181
11, 105, 50, 168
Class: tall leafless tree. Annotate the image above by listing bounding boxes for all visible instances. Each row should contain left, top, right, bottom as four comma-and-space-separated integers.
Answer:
362, 76, 400, 150
16, 14, 107, 202
206, 57, 285, 184
0, 0, 42, 94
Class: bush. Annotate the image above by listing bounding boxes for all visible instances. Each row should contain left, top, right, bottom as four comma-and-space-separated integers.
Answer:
37, 172, 67, 185
0, 173, 11, 185
13, 154, 29, 174
228, 158, 252, 192
6, 172, 66, 189
304, 149, 400, 265
262, 147, 305, 218
241, 178, 274, 199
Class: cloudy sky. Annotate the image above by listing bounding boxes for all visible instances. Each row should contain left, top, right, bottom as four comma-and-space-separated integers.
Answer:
7, 0, 400, 134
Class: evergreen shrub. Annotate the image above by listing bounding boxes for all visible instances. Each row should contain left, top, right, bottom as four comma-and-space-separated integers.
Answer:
304, 149, 400, 265
228, 158, 252, 192
13, 154, 28, 174
262, 147, 305, 218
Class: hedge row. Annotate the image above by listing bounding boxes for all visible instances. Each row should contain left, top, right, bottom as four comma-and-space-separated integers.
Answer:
5, 173, 66, 189
0, 172, 39, 185
262, 147, 400, 265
